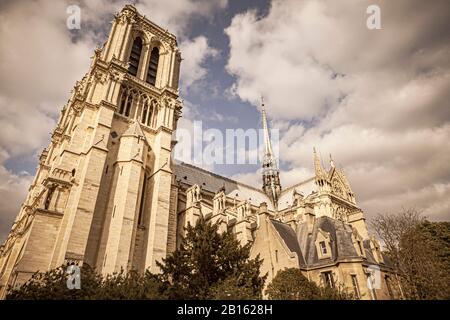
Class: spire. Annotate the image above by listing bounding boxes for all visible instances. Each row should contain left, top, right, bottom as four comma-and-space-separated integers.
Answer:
329, 153, 335, 168
313, 147, 326, 178
261, 96, 274, 160
260, 96, 281, 210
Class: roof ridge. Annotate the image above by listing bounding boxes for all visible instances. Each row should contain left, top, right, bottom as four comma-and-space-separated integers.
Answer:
281, 176, 315, 195
174, 162, 266, 194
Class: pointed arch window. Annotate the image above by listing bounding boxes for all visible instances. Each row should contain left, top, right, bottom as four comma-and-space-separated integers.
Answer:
119, 92, 126, 114
151, 102, 158, 127
146, 47, 159, 86
148, 102, 154, 126
119, 91, 133, 117
125, 96, 132, 117
128, 37, 143, 76
138, 173, 147, 226
139, 99, 154, 127
142, 100, 148, 125
44, 185, 56, 210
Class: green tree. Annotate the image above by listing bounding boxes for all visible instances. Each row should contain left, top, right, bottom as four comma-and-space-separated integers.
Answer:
371, 209, 450, 300
317, 283, 355, 300
265, 268, 354, 300
266, 268, 321, 300
6, 264, 102, 300
7, 219, 266, 300
158, 218, 266, 299
98, 269, 165, 300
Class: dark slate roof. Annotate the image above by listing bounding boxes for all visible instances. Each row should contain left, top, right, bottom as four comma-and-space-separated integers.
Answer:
172, 162, 274, 210
363, 239, 378, 265
270, 219, 306, 266
362, 239, 394, 269
297, 216, 368, 267
269, 216, 384, 269
300, 216, 359, 267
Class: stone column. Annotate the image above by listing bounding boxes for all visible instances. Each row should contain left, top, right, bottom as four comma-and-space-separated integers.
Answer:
101, 123, 147, 274
143, 127, 173, 273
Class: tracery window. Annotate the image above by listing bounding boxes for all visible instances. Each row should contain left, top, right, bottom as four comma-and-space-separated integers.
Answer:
118, 86, 159, 128
332, 178, 343, 196
140, 99, 154, 127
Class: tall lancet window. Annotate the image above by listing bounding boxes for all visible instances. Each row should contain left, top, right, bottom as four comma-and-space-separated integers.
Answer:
146, 47, 159, 86
119, 91, 133, 117
142, 100, 148, 125
141, 100, 153, 127
128, 37, 143, 76
138, 173, 147, 226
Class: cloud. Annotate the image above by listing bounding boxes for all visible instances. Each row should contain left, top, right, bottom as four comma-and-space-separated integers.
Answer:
173, 100, 225, 172
136, 0, 227, 38
179, 36, 219, 91
226, 0, 450, 221
0, 150, 32, 243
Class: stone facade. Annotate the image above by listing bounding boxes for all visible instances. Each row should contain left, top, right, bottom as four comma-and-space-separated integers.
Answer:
0, 5, 400, 300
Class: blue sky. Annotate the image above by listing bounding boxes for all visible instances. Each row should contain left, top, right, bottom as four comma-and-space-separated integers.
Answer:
176, 0, 273, 177
0, 0, 449, 242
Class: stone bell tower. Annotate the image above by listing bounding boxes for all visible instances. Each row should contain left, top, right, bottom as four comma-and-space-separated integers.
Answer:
0, 5, 182, 297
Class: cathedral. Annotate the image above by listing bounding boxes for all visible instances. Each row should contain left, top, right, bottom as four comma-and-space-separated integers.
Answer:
0, 5, 400, 300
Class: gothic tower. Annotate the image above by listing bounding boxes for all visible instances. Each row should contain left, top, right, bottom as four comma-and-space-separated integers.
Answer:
0, 5, 182, 297
260, 98, 281, 210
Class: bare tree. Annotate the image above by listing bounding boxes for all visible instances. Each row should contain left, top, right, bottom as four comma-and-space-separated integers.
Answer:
370, 208, 424, 271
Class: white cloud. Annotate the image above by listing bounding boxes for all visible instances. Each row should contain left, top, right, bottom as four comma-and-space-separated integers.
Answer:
179, 36, 219, 91
0, 149, 32, 243
226, 0, 450, 221
136, 0, 227, 38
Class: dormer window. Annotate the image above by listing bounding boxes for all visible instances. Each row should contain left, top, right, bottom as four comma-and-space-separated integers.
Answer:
370, 238, 384, 263
315, 228, 332, 259
352, 227, 366, 258
128, 37, 143, 76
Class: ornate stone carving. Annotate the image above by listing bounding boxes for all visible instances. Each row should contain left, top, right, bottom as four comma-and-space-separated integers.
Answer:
109, 70, 123, 82
93, 70, 107, 84
332, 203, 350, 222
135, 17, 177, 48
